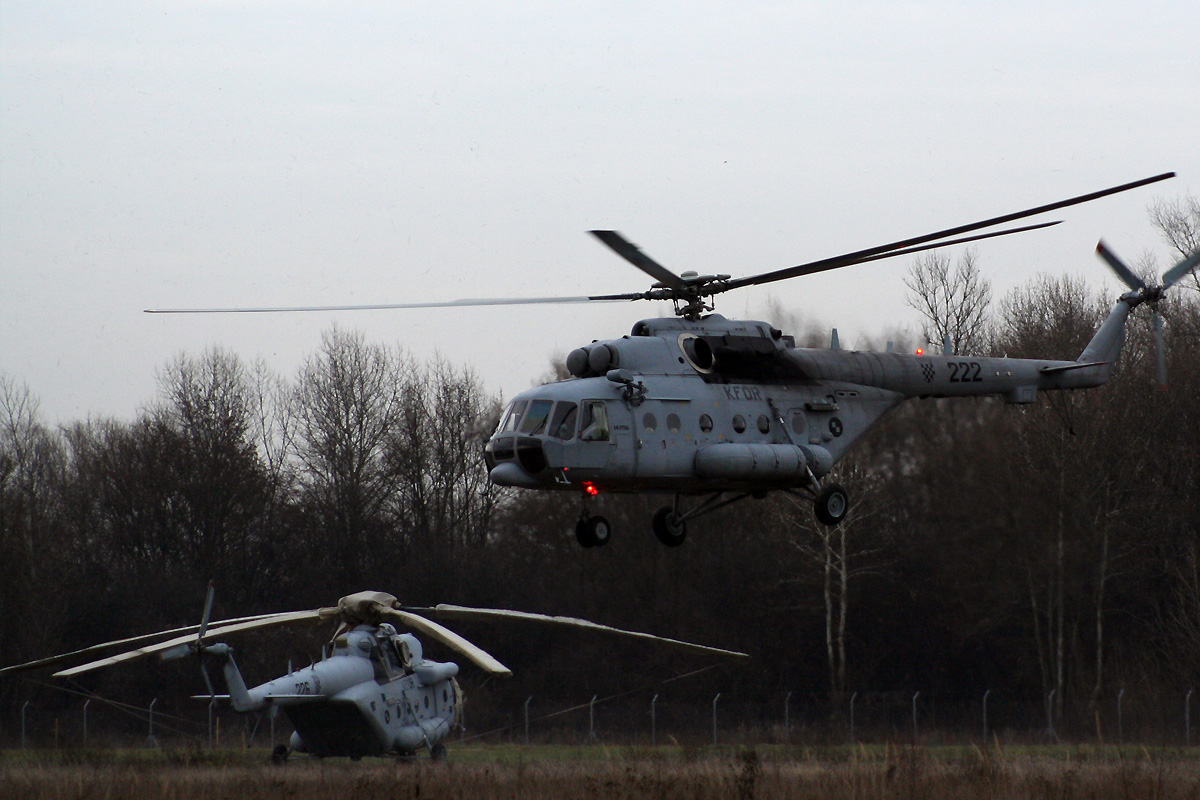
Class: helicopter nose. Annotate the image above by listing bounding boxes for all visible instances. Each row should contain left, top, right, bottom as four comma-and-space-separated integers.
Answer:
489, 461, 541, 488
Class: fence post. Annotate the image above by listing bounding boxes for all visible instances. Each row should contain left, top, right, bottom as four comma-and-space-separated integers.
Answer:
912, 691, 920, 741
21, 701, 30, 749
982, 690, 990, 743
712, 693, 721, 746
586, 695, 598, 744
1186, 689, 1193, 747
1117, 688, 1125, 745
83, 699, 91, 747
651, 694, 659, 746
850, 692, 857, 743
146, 699, 160, 748
524, 696, 533, 745
784, 691, 792, 742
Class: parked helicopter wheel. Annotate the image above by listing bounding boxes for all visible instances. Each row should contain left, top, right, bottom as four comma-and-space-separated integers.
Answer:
814, 483, 849, 526
270, 744, 289, 765
430, 743, 448, 762
652, 506, 687, 547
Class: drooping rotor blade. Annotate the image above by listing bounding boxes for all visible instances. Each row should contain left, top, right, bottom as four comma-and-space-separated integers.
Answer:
1153, 313, 1168, 391
724, 173, 1175, 292
589, 230, 687, 289
1095, 241, 1147, 291
0, 613, 282, 676
380, 609, 511, 675
53, 609, 331, 678
420, 604, 750, 661
1160, 249, 1200, 290
145, 295, 642, 314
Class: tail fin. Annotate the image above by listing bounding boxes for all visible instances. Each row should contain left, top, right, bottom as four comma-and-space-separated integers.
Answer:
1077, 297, 1135, 367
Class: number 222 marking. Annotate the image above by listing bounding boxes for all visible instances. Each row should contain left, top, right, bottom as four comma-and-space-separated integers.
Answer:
947, 361, 983, 382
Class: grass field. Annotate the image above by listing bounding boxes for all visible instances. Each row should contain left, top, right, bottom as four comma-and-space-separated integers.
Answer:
3, 744, 1199, 799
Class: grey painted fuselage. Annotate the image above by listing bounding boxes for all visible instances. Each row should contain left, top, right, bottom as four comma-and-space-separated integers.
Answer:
485, 298, 1133, 495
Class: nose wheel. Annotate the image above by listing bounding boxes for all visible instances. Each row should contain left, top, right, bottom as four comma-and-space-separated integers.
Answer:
575, 514, 611, 547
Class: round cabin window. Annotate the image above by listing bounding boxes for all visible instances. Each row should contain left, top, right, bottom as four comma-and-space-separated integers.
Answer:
667, 413, 682, 432
643, 412, 658, 432
757, 415, 771, 434
732, 415, 746, 433
699, 414, 713, 433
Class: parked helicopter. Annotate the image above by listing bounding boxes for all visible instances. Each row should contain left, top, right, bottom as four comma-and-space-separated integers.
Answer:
147, 173, 1198, 547
0, 587, 747, 761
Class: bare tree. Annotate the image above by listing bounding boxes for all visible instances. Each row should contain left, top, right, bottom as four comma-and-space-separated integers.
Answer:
778, 465, 887, 697
1149, 194, 1200, 291
904, 248, 992, 355
289, 327, 406, 585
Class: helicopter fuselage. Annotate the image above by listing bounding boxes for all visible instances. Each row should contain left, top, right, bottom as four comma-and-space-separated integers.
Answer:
215, 625, 461, 759
485, 301, 1129, 503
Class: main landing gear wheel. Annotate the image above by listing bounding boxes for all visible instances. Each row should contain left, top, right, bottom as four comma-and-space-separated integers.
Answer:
270, 744, 289, 765
652, 506, 687, 547
814, 483, 849, 526
575, 515, 611, 547
430, 743, 448, 762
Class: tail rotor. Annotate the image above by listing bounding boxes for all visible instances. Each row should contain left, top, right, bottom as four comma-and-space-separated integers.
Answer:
1096, 241, 1200, 390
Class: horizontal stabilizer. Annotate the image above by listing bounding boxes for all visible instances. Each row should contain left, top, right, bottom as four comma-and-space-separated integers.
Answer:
1040, 361, 1109, 374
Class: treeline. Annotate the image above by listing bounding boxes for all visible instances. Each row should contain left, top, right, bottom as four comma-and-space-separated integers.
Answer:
2, 272, 1199, 740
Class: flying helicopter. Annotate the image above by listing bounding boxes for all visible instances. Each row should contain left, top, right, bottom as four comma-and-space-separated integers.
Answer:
146, 172, 1198, 547
0, 587, 747, 761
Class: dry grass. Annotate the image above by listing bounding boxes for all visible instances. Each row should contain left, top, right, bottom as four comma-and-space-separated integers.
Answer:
3, 745, 1199, 799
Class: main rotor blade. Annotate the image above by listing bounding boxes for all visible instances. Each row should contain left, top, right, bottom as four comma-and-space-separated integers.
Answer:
1160, 249, 1200, 290
589, 230, 687, 289
53, 609, 330, 678
421, 604, 750, 661
835, 220, 1063, 269
1095, 241, 1146, 291
145, 295, 640, 314
725, 173, 1175, 291
381, 609, 512, 676
0, 613, 282, 676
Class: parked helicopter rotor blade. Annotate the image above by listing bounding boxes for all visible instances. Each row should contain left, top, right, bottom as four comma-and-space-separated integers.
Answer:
588, 230, 687, 289
723, 173, 1174, 292
0, 613, 283, 676
380, 609, 512, 676
418, 604, 750, 661
53, 609, 331, 678
1160, 248, 1200, 290
145, 295, 641, 314
1095, 241, 1147, 292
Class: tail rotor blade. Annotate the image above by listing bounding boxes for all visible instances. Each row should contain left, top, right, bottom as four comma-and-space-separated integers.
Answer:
198, 581, 216, 641
1096, 241, 1146, 291
1160, 249, 1200, 290
1154, 313, 1168, 391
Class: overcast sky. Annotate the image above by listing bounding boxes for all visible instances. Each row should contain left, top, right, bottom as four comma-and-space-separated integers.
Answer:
3, 1, 1198, 425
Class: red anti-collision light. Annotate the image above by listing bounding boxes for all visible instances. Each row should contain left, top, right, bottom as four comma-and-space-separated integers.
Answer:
915, 348, 925, 356
583, 483, 599, 497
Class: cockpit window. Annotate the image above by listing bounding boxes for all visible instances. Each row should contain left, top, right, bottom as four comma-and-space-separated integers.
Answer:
579, 400, 610, 442
519, 399, 554, 435
499, 400, 528, 433
549, 402, 578, 440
